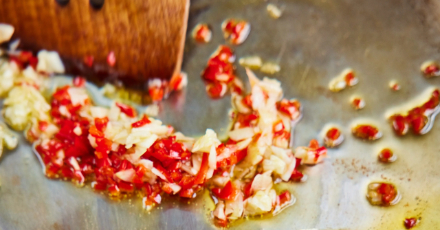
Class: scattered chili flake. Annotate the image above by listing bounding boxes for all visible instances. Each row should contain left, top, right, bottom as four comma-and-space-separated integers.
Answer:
95, 117, 109, 131
234, 112, 259, 128
344, 71, 358, 86
115, 102, 137, 118
389, 89, 440, 135
351, 97, 365, 110
352, 124, 382, 141
404, 217, 418, 229
206, 82, 227, 99
38, 121, 49, 131
214, 45, 235, 63
290, 169, 304, 182
201, 46, 237, 99
278, 190, 291, 207
131, 115, 151, 128
329, 69, 358, 92
273, 120, 285, 136
231, 78, 244, 94
366, 182, 400, 206
420, 61, 440, 78
9, 51, 38, 70
277, 98, 301, 121
211, 181, 239, 200
73, 76, 86, 87
192, 23, 212, 43
221, 19, 250, 45
169, 72, 188, 91
389, 80, 400, 91
390, 115, 408, 136
84, 55, 94, 67
294, 140, 327, 165
378, 148, 397, 163
194, 152, 209, 185
202, 46, 235, 83
242, 95, 252, 108
92, 181, 107, 191
324, 127, 344, 148
214, 218, 228, 228
148, 79, 167, 102
107, 51, 116, 67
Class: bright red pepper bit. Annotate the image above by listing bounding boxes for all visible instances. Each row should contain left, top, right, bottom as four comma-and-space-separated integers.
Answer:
404, 218, 418, 229
352, 124, 382, 141
84, 55, 94, 67
107, 51, 116, 67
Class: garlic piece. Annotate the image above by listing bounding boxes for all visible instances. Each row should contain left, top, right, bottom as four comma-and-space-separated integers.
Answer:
267, 4, 282, 19
0, 24, 14, 44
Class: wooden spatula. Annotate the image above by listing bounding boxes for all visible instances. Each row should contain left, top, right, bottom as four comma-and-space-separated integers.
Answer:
0, 0, 189, 89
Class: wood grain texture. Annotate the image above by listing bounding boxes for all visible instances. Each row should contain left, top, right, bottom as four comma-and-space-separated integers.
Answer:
0, 0, 189, 88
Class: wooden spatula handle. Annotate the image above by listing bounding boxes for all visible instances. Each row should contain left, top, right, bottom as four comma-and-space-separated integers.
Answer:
0, 0, 189, 88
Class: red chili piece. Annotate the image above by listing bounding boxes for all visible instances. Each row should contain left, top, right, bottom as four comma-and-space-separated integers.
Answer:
115, 102, 137, 118
389, 89, 439, 135
193, 24, 211, 43
107, 51, 116, 67
202, 46, 236, 99
211, 181, 239, 200
352, 124, 381, 140
277, 99, 301, 120
131, 115, 151, 128
344, 72, 357, 86
216, 144, 247, 168
84, 55, 94, 67
378, 148, 395, 163
235, 112, 258, 128
377, 183, 397, 205
148, 81, 166, 102
206, 82, 226, 99
38, 121, 49, 131
278, 190, 291, 207
324, 127, 343, 148
352, 98, 364, 109
423, 64, 439, 77
9, 51, 38, 70
194, 152, 209, 185
73, 77, 86, 87
404, 218, 417, 229
326, 128, 340, 140
290, 158, 303, 182
221, 19, 250, 45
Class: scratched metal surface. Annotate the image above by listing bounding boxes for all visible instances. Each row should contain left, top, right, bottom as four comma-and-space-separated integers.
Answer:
1, 0, 440, 229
